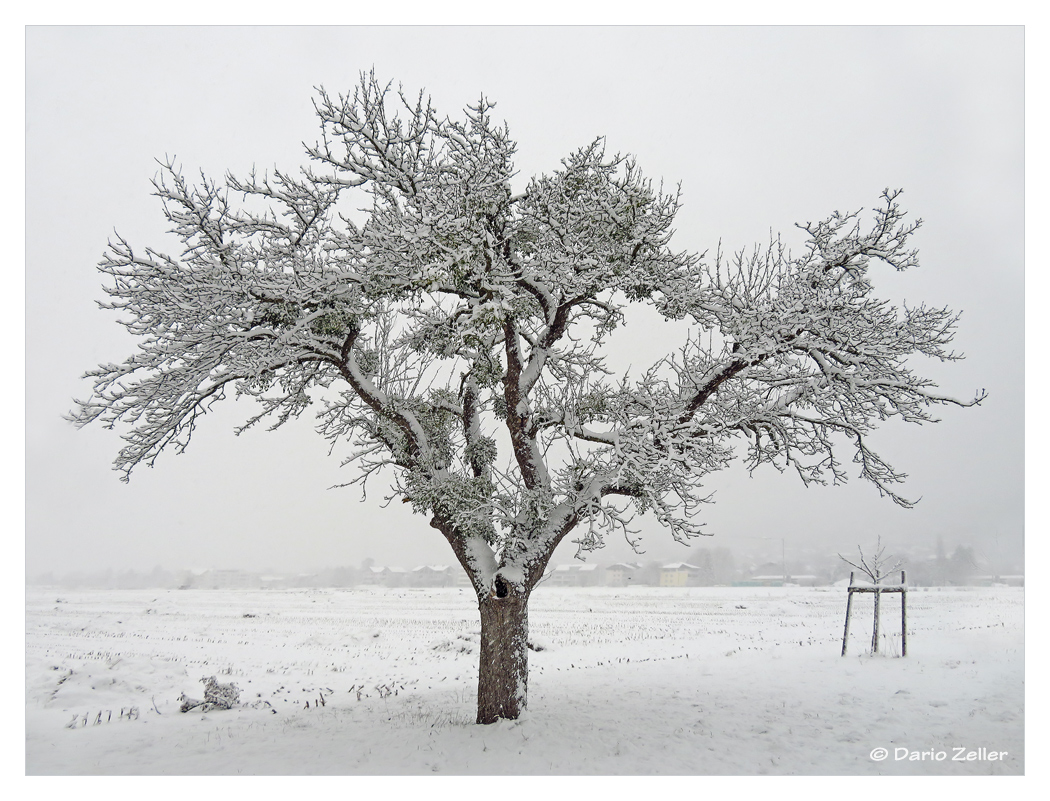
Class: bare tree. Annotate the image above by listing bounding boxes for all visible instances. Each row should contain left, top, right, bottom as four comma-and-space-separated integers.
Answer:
840, 537, 905, 653
69, 73, 983, 723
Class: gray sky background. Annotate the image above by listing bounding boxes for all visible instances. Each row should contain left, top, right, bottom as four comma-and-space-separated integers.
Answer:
25, 26, 1024, 576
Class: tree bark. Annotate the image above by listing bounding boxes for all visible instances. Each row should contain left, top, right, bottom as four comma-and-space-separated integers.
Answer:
476, 581, 530, 724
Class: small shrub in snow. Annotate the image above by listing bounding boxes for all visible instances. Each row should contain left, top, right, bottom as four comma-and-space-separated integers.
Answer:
179, 675, 240, 712
432, 632, 479, 655
203, 675, 240, 708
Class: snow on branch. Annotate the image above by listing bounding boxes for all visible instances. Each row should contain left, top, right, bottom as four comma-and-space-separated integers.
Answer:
72, 76, 981, 597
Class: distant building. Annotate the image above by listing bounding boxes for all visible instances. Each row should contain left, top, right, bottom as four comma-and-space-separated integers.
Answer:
604, 563, 641, 586
783, 575, 823, 587
659, 563, 701, 587
736, 575, 787, 587
548, 564, 581, 587
577, 564, 602, 586
732, 574, 825, 587
450, 567, 473, 588
361, 566, 409, 587
540, 564, 602, 587
411, 565, 453, 587
361, 566, 386, 585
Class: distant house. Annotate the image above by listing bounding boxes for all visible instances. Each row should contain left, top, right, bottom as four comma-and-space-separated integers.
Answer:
734, 575, 787, 587
411, 565, 453, 588
548, 564, 580, 587
784, 575, 823, 587
361, 566, 386, 585
451, 568, 473, 588
361, 566, 409, 587
289, 573, 323, 588
362, 564, 472, 589
604, 563, 640, 586
659, 563, 700, 587
577, 564, 602, 586
383, 567, 409, 587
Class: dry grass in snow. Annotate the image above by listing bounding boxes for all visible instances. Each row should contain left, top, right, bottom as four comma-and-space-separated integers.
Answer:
25, 585, 1023, 775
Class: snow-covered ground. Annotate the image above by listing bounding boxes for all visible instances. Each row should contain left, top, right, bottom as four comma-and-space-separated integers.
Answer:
25, 585, 1023, 775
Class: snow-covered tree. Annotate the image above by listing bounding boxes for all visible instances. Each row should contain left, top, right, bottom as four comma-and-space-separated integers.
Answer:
70, 73, 983, 724
839, 536, 905, 653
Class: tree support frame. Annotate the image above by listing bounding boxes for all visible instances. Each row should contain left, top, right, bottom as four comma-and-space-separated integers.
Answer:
841, 570, 908, 656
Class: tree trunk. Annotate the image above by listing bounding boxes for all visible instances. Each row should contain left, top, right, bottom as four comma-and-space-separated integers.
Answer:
476, 580, 530, 725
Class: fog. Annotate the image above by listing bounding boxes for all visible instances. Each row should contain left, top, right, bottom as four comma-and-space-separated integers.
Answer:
25, 26, 1024, 579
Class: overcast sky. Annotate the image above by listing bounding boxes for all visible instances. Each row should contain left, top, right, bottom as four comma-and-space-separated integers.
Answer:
25, 26, 1024, 577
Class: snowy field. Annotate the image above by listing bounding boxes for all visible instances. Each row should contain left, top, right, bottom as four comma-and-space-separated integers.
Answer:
25, 585, 1023, 775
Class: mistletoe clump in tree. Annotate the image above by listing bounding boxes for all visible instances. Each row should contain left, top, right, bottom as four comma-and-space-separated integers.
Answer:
70, 74, 982, 724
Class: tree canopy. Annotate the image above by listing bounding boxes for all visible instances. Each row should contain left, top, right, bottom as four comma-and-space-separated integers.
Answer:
71, 73, 983, 722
